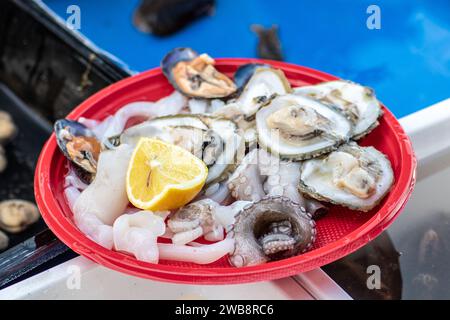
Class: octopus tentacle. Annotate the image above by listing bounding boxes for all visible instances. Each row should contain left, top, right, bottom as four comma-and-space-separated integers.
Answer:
167, 199, 250, 245
229, 196, 316, 267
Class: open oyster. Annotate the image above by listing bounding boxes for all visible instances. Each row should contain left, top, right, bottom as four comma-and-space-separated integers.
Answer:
161, 47, 237, 98
294, 80, 382, 139
299, 142, 394, 212
202, 117, 243, 184
235, 66, 292, 118
119, 114, 210, 149
256, 94, 352, 160
233, 63, 270, 91
228, 196, 316, 267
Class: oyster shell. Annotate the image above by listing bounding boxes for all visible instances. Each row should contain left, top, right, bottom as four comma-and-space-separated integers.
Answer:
256, 94, 352, 160
0, 200, 40, 233
299, 142, 394, 211
228, 196, 316, 267
235, 67, 292, 118
203, 117, 244, 184
119, 114, 209, 151
161, 48, 236, 98
294, 80, 382, 139
119, 114, 242, 185
233, 63, 270, 91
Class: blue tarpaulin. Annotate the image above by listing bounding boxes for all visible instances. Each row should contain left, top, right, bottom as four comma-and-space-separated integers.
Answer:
44, 0, 450, 117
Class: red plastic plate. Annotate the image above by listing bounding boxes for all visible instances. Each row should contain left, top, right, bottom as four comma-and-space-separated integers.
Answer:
35, 59, 416, 284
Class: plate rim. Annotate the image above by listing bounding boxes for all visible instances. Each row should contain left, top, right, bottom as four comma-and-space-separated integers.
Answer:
34, 58, 417, 284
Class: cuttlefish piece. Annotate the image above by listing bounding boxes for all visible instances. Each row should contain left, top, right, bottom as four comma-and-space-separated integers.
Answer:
228, 196, 316, 267
73, 144, 133, 227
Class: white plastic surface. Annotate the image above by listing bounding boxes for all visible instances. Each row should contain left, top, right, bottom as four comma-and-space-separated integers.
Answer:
0, 257, 313, 300
1, 98, 449, 300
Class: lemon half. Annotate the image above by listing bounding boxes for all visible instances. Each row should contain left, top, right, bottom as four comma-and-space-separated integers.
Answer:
126, 138, 208, 211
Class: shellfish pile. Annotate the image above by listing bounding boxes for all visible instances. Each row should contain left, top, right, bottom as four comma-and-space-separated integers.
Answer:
0, 110, 41, 251
54, 48, 394, 267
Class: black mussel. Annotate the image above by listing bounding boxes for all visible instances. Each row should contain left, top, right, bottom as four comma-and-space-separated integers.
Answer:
251, 24, 284, 61
161, 47, 237, 99
133, 0, 215, 36
54, 119, 101, 182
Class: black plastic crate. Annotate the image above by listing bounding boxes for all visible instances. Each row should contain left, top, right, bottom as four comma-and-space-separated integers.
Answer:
0, 0, 130, 289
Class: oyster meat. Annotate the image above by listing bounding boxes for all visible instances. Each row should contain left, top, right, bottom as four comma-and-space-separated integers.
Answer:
294, 80, 382, 139
256, 94, 352, 160
228, 196, 316, 267
299, 142, 394, 211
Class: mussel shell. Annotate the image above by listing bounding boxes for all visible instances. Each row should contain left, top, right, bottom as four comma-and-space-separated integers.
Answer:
161, 47, 199, 82
229, 196, 316, 267
54, 119, 100, 183
161, 47, 237, 99
133, 0, 215, 36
